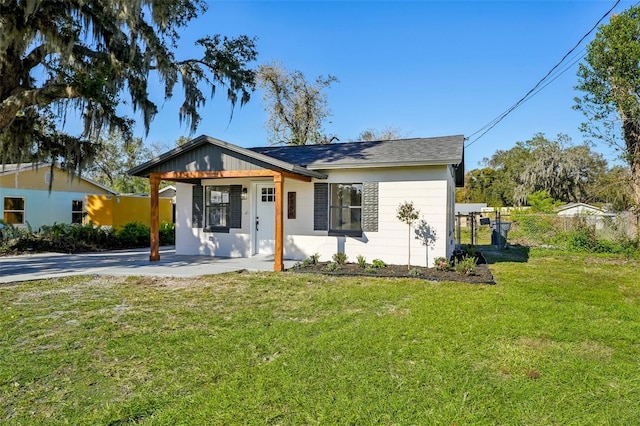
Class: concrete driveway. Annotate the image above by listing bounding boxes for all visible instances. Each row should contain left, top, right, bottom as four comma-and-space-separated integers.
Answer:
0, 247, 297, 284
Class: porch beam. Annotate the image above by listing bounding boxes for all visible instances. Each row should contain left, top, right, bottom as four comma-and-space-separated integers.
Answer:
153, 170, 278, 180
149, 173, 161, 261
280, 171, 312, 182
274, 173, 284, 272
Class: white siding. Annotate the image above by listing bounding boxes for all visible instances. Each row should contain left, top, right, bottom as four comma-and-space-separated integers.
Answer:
176, 179, 253, 257
175, 165, 455, 267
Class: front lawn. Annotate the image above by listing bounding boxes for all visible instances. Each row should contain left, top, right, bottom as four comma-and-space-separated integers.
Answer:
1, 248, 639, 424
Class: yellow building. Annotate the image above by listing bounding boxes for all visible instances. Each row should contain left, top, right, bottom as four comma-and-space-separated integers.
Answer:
85, 194, 173, 227
1, 163, 116, 229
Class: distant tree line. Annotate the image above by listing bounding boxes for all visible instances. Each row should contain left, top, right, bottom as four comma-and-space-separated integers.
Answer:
457, 133, 633, 211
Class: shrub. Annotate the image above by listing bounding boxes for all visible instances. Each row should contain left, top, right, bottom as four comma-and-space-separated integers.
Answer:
372, 259, 387, 268
408, 268, 423, 277
309, 253, 320, 265
116, 222, 150, 248
564, 222, 597, 252
323, 262, 340, 272
364, 266, 377, 274
454, 255, 477, 276
0, 221, 38, 253
159, 221, 175, 245
332, 252, 348, 265
356, 255, 367, 268
433, 257, 450, 271
464, 245, 478, 257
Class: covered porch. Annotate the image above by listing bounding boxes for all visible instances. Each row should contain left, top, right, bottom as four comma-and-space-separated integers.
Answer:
128, 136, 326, 272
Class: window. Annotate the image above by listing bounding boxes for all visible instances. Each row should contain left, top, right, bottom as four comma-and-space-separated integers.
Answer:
3, 197, 25, 225
287, 192, 296, 219
261, 187, 275, 202
205, 186, 230, 230
72, 200, 83, 224
329, 183, 362, 236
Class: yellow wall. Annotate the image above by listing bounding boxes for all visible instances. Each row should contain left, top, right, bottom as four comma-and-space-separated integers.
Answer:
86, 195, 173, 227
0, 166, 112, 194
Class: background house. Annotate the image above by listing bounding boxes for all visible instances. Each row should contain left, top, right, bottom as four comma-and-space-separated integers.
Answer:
129, 135, 464, 269
85, 194, 174, 228
0, 163, 116, 229
555, 202, 616, 232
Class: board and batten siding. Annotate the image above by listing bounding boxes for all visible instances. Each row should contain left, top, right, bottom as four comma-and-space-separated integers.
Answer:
141, 144, 272, 175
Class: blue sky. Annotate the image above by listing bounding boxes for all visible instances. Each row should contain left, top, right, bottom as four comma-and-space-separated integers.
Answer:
136, 0, 635, 169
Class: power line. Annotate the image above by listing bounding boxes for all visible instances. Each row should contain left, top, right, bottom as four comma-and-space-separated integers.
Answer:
465, 0, 622, 148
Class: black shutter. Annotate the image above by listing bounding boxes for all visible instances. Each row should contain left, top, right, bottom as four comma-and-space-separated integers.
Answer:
192, 184, 204, 228
314, 183, 328, 231
229, 185, 242, 229
362, 182, 379, 232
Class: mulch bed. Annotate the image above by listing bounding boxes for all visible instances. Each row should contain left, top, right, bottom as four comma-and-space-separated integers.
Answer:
288, 255, 495, 284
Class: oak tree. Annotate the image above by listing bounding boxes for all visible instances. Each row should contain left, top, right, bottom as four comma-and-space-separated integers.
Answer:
576, 5, 640, 213
257, 62, 337, 145
0, 0, 257, 172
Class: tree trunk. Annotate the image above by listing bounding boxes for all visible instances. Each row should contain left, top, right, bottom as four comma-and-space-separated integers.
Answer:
622, 119, 640, 242
407, 225, 411, 270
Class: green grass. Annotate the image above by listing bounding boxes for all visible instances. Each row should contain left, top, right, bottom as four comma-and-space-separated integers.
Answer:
2, 249, 640, 424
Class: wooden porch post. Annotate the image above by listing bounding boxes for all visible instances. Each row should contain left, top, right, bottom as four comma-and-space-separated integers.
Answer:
149, 173, 161, 261
274, 173, 284, 271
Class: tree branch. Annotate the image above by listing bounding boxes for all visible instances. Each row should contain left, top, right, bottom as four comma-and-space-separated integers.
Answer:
0, 83, 81, 129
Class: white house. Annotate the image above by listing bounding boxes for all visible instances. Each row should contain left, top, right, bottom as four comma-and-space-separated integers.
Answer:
555, 202, 608, 217
129, 135, 465, 270
556, 202, 616, 231
0, 163, 116, 229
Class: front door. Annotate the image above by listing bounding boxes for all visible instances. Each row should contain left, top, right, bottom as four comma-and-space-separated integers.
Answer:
255, 183, 275, 254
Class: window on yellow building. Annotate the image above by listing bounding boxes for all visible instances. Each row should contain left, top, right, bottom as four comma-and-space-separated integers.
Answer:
3, 197, 25, 225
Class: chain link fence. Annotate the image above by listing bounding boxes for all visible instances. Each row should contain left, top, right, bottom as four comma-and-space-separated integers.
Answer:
456, 210, 639, 251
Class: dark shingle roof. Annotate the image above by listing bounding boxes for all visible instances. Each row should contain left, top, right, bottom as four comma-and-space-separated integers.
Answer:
128, 135, 465, 182
250, 135, 464, 170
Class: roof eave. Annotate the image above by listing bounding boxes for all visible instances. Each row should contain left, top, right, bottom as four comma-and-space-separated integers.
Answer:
307, 159, 462, 170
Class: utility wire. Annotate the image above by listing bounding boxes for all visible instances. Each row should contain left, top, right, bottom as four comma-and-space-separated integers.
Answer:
465, 0, 622, 148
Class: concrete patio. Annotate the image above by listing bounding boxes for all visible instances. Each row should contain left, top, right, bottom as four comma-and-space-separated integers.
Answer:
0, 246, 298, 284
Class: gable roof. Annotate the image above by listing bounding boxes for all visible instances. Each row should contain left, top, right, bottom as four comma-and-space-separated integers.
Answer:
129, 134, 465, 184
0, 162, 117, 194
555, 202, 605, 214
251, 135, 464, 170
128, 135, 327, 179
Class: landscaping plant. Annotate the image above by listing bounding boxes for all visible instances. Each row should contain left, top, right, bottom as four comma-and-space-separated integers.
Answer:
332, 252, 348, 265
397, 201, 420, 269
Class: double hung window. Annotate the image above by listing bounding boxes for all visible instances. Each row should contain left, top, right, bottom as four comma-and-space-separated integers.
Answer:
329, 183, 362, 236
205, 186, 230, 230
72, 200, 83, 224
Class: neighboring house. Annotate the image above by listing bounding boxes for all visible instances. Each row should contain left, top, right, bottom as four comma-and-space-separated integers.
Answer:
0, 163, 116, 229
556, 202, 615, 231
159, 185, 177, 199
85, 194, 174, 228
555, 202, 608, 217
455, 203, 487, 215
129, 135, 465, 270
455, 203, 488, 228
